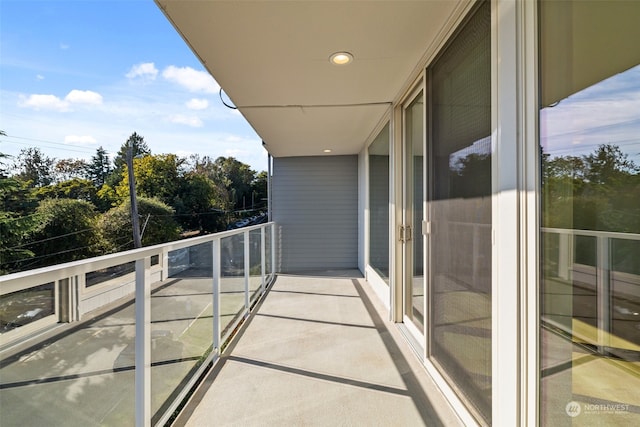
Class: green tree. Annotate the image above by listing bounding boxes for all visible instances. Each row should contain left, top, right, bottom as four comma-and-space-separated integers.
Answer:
98, 197, 180, 251
174, 173, 225, 232
95, 184, 118, 212
542, 143, 640, 233
251, 171, 268, 210
583, 143, 638, 186
22, 199, 102, 270
114, 153, 185, 206
108, 132, 151, 186
13, 147, 55, 187
85, 146, 113, 187
33, 178, 97, 203
208, 156, 256, 212
0, 153, 37, 273
54, 158, 89, 182
186, 155, 263, 225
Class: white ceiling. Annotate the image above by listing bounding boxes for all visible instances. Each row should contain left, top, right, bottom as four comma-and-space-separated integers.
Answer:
155, 0, 461, 157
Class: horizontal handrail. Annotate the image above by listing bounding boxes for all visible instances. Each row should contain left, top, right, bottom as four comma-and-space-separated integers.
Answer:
0, 222, 273, 295
542, 227, 640, 241
0, 222, 277, 427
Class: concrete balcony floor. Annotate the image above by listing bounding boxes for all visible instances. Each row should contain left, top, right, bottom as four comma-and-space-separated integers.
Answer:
175, 271, 463, 427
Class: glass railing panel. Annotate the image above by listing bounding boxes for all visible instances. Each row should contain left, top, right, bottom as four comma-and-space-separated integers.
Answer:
541, 233, 597, 336
86, 261, 134, 287
151, 242, 214, 424
0, 224, 276, 426
249, 229, 262, 304
265, 224, 273, 279
0, 284, 136, 426
220, 234, 245, 338
167, 243, 213, 279
0, 282, 54, 333
610, 238, 639, 359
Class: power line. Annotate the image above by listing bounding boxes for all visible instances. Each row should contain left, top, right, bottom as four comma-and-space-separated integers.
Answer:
5, 227, 95, 250
9, 243, 99, 266
1, 136, 105, 156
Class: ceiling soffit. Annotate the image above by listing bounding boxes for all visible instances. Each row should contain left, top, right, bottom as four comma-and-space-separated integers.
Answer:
156, 1, 460, 157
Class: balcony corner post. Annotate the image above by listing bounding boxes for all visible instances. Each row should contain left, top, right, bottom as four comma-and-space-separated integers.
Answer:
244, 230, 250, 315
135, 256, 151, 427
261, 226, 266, 295
212, 239, 221, 352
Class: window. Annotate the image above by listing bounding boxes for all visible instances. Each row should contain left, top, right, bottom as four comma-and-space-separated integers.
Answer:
369, 124, 390, 283
427, 1, 492, 422
540, 1, 640, 424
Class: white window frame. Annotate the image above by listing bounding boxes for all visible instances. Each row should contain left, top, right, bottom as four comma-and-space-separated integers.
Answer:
491, 0, 539, 426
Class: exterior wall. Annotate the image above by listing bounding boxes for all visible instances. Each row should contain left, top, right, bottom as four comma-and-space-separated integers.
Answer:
272, 155, 358, 272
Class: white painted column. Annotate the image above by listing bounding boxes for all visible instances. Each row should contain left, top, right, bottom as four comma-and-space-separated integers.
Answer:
261, 226, 266, 295
135, 256, 151, 427
244, 230, 250, 315
212, 239, 221, 352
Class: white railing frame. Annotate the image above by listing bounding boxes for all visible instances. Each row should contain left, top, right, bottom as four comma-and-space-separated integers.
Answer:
541, 227, 640, 353
0, 222, 276, 427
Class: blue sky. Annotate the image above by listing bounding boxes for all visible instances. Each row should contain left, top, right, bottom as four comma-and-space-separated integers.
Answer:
0, 0, 267, 172
541, 64, 640, 163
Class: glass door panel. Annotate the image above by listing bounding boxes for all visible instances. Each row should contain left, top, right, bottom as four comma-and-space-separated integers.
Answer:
369, 124, 390, 284
539, 2, 640, 424
427, 2, 492, 422
403, 91, 425, 334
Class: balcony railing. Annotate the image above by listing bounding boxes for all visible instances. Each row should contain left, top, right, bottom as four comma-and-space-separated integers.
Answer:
542, 227, 640, 357
0, 222, 276, 427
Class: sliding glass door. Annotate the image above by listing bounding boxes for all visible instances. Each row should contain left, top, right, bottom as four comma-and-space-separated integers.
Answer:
539, 1, 640, 425
402, 89, 425, 336
426, 2, 492, 423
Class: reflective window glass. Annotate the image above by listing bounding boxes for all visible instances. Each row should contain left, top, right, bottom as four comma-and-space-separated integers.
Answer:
368, 123, 390, 283
540, 1, 640, 424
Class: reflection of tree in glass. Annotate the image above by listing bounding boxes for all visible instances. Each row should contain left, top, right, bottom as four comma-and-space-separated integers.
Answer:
542, 143, 640, 274
449, 153, 491, 199
542, 143, 639, 233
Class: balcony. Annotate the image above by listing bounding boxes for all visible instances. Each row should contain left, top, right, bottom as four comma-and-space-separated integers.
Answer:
0, 223, 275, 426
0, 223, 461, 426
2, 224, 638, 426
173, 271, 462, 426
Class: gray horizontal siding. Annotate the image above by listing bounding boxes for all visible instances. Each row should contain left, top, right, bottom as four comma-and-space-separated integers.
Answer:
273, 156, 358, 272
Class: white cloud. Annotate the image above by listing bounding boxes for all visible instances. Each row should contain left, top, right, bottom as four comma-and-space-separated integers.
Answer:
168, 114, 203, 127
64, 135, 97, 145
18, 94, 70, 112
59, 43, 70, 50
126, 62, 158, 80
65, 89, 103, 105
162, 66, 219, 93
18, 89, 103, 111
36, 74, 44, 80
186, 98, 209, 110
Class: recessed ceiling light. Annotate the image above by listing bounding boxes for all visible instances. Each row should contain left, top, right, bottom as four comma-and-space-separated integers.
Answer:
323, 149, 332, 153
329, 51, 353, 66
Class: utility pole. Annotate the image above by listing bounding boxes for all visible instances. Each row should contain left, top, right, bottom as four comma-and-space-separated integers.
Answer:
127, 143, 142, 248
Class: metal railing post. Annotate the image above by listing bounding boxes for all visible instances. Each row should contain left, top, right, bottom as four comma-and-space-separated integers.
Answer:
135, 256, 151, 427
271, 223, 276, 275
71, 275, 80, 322
161, 246, 169, 281
261, 226, 266, 295
558, 231, 572, 281
212, 239, 221, 352
244, 230, 250, 314
596, 235, 611, 353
